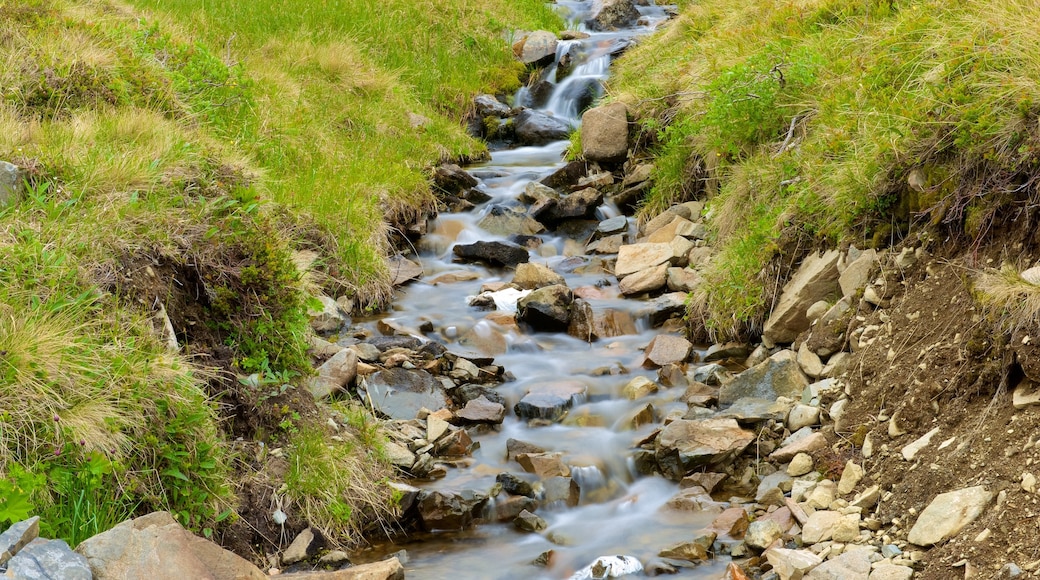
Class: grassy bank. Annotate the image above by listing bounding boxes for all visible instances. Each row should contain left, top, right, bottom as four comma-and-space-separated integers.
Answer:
0, 0, 558, 554
608, 0, 1040, 339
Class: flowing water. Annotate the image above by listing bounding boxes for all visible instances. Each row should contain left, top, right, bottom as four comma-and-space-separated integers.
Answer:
355, 3, 731, 578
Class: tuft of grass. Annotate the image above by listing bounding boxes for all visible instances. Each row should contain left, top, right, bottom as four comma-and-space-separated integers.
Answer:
975, 266, 1040, 330
610, 0, 1040, 338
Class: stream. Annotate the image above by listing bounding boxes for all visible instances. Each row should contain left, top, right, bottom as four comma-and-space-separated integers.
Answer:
354, 2, 731, 578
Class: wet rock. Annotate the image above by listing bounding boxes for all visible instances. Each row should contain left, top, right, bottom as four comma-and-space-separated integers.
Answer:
594, 309, 638, 338
473, 94, 513, 119
497, 473, 536, 498
0, 160, 22, 207
618, 402, 655, 430
710, 507, 751, 539
478, 204, 545, 236
615, 242, 675, 278
636, 292, 688, 327
415, 489, 489, 531
516, 452, 570, 478
517, 284, 574, 331
457, 322, 508, 357
0, 516, 39, 566
569, 555, 643, 579
543, 187, 604, 222
659, 532, 716, 562
619, 262, 669, 295
622, 376, 658, 400
515, 109, 572, 145
745, 519, 783, 551
567, 298, 596, 341
806, 550, 871, 579
515, 381, 586, 421
493, 495, 537, 522
453, 240, 530, 267
387, 254, 423, 286
434, 428, 474, 456
581, 102, 629, 163
765, 548, 822, 580
76, 511, 265, 579
655, 418, 755, 480
307, 349, 359, 399
682, 472, 727, 493
643, 334, 693, 367
506, 438, 546, 461
456, 395, 506, 424
907, 486, 994, 546
720, 351, 809, 406
309, 295, 345, 333
514, 510, 548, 533
541, 161, 588, 190
762, 250, 841, 345
364, 368, 448, 420
666, 486, 725, 513
512, 262, 566, 289
7, 538, 90, 580
513, 30, 558, 65
587, 0, 641, 30
542, 476, 581, 507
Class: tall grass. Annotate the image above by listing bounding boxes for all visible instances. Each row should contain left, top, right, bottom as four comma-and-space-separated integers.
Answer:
610, 0, 1040, 338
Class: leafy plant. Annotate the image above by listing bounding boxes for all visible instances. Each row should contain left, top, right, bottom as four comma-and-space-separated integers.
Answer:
0, 464, 43, 526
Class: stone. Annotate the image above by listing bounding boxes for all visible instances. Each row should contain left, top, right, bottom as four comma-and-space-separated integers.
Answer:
306, 349, 359, 399
710, 508, 751, 539
907, 486, 994, 546
473, 94, 512, 119
618, 263, 669, 295
513, 30, 558, 65
453, 240, 529, 267
477, 205, 545, 236
635, 292, 688, 327
658, 532, 717, 561
763, 250, 842, 345
76, 511, 265, 580
654, 418, 756, 480
384, 441, 416, 468
517, 452, 570, 478
901, 427, 939, 461
839, 249, 877, 298
506, 438, 545, 461
615, 242, 675, 278
720, 351, 809, 406
587, 234, 625, 254
838, 461, 865, 495
0, 516, 39, 566
514, 109, 572, 145
669, 236, 695, 266
588, 0, 640, 30
427, 415, 451, 443
831, 514, 861, 543
597, 215, 628, 235
787, 404, 821, 431
622, 376, 658, 400
647, 216, 693, 243
511, 262, 565, 289
594, 309, 638, 338
806, 550, 871, 580
517, 284, 573, 332
568, 556, 643, 579
806, 480, 837, 509
514, 510, 548, 533
580, 102, 629, 163
458, 321, 508, 357
797, 343, 824, 378
788, 453, 815, 477
766, 548, 823, 580
7, 538, 91, 580
387, 255, 422, 286
1022, 266, 1040, 286
868, 565, 914, 580
1013, 380, 1040, 409
0, 160, 21, 207
665, 486, 725, 513
456, 396, 506, 424
282, 527, 322, 565
666, 267, 703, 292
542, 476, 581, 507
770, 432, 827, 462
682, 472, 727, 493
704, 342, 751, 363
415, 489, 489, 531
757, 471, 794, 500
363, 368, 448, 420
643, 334, 693, 367
851, 485, 882, 510
277, 557, 405, 579
309, 295, 344, 333
623, 163, 654, 187
745, 519, 784, 551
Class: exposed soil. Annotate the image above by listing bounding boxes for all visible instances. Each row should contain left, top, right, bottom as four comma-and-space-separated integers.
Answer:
835, 254, 1040, 578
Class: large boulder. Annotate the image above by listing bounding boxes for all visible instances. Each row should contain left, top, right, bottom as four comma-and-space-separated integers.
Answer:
514, 109, 572, 145
907, 486, 994, 546
762, 250, 841, 345
581, 103, 629, 163
541, 187, 604, 222
76, 512, 265, 579
719, 350, 809, 406
362, 368, 448, 420
517, 284, 574, 331
512, 30, 558, 65
587, 0, 640, 31
453, 240, 530, 267
654, 418, 755, 480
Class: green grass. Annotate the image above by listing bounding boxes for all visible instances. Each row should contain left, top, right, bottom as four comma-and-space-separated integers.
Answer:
0, 0, 560, 549
608, 0, 1040, 339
